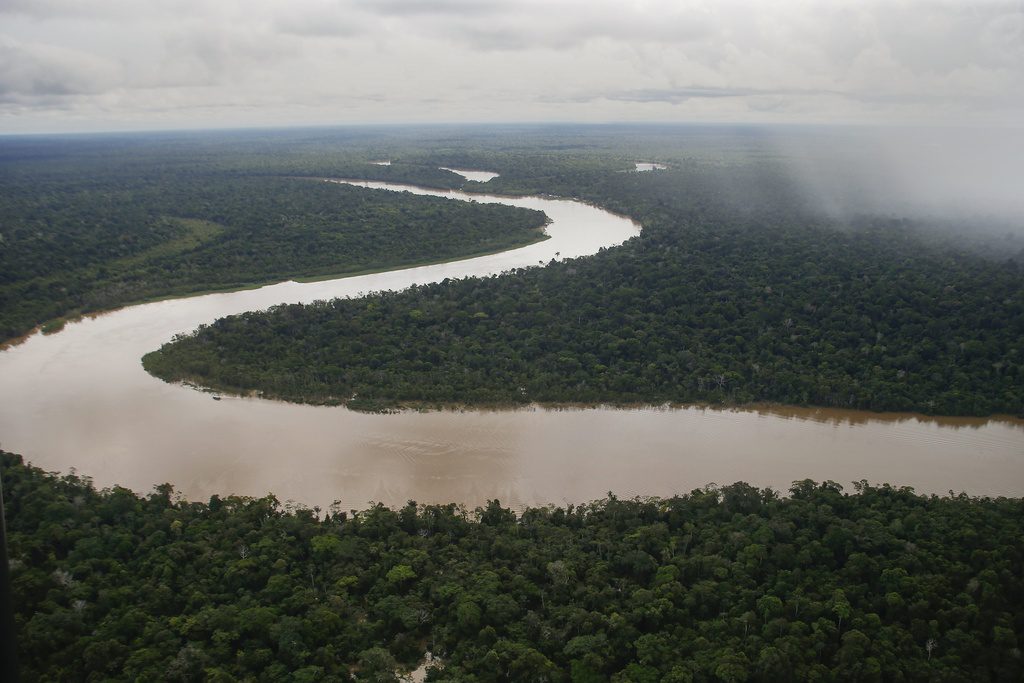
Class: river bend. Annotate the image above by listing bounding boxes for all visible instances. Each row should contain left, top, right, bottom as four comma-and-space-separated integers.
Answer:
0, 180, 1021, 510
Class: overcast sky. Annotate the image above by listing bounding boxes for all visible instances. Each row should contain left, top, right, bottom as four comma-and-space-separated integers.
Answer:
1, 0, 1022, 134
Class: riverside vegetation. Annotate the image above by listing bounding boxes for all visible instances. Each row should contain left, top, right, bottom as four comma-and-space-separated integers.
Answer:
143, 135, 1024, 417
4, 450, 1023, 682
0, 132, 542, 342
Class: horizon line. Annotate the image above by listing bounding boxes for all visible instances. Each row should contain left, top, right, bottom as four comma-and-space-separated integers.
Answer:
3, 119, 1022, 139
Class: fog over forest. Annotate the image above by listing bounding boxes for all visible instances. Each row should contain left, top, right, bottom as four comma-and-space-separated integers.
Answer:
3, 0, 1021, 232
762, 127, 1024, 231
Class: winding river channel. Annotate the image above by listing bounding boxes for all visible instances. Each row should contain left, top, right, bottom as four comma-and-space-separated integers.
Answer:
1, 178, 1022, 510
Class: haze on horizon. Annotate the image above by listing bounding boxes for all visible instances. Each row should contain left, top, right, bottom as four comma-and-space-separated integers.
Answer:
1, 0, 1022, 135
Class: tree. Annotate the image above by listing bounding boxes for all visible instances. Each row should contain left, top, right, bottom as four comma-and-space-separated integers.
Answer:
757, 595, 784, 625
355, 648, 400, 683
712, 651, 750, 683
831, 589, 852, 632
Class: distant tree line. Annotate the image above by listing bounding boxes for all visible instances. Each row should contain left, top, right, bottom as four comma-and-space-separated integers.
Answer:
0, 147, 543, 341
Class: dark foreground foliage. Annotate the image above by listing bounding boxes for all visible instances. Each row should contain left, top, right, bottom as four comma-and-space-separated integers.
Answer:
4, 450, 1023, 682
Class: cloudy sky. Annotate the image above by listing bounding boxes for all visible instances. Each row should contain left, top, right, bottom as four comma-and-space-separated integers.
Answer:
1, 0, 1022, 133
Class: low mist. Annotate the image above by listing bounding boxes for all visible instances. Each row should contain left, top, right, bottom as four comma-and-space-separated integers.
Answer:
766, 126, 1024, 236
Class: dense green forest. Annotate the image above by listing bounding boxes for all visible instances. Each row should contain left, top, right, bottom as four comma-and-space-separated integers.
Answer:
4, 450, 1023, 681
6, 126, 1024, 681
144, 144, 1024, 416
0, 133, 546, 341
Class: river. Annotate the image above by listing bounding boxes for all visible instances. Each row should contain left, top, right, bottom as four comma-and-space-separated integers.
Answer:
0, 179, 1021, 510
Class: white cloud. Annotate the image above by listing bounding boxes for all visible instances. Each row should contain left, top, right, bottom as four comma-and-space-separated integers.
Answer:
0, 0, 1021, 132
0, 36, 122, 98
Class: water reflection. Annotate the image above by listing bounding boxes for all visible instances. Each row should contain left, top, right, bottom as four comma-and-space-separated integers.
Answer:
439, 167, 500, 183
744, 404, 1023, 430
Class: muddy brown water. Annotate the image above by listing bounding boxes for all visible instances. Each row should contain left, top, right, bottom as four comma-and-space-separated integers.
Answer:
1, 180, 1020, 511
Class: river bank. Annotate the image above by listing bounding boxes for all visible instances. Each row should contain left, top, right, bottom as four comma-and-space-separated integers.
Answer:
1, 178, 1020, 510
